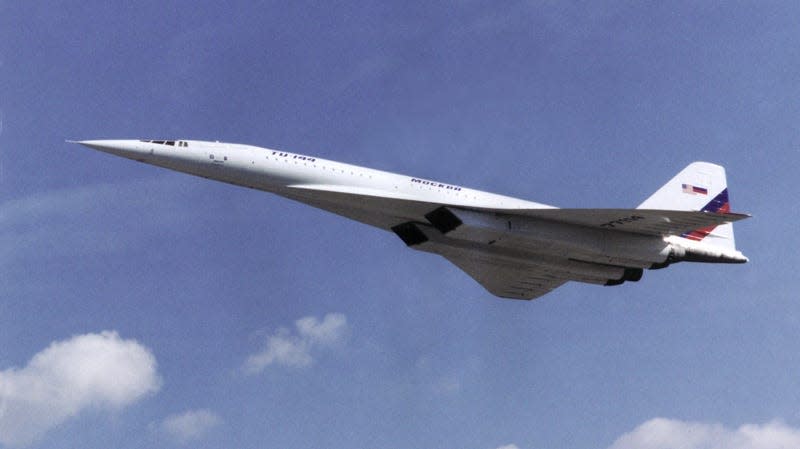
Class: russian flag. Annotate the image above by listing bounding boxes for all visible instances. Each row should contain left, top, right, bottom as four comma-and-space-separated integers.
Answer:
682, 183, 708, 195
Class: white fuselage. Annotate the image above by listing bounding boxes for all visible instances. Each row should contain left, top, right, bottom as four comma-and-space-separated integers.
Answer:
75, 139, 748, 299
161, 140, 549, 209
77, 139, 741, 277
81, 139, 555, 226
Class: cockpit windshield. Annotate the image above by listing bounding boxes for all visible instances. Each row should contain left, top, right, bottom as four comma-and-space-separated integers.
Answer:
139, 140, 189, 147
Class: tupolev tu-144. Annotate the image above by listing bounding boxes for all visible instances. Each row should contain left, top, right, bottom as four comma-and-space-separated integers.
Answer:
73, 139, 749, 300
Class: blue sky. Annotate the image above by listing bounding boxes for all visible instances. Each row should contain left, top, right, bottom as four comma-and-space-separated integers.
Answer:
1, 1, 798, 448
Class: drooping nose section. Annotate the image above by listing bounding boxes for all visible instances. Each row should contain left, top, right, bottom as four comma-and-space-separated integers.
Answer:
74, 140, 152, 161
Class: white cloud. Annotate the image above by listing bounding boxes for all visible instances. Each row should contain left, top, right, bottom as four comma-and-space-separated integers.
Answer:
245, 328, 313, 369
608, 418, 800, 449
494, 445, 520, 449
295, 313, 347, 344
0, 331, 160, 447
244, 313, 348, 373
161, 409, 221, 444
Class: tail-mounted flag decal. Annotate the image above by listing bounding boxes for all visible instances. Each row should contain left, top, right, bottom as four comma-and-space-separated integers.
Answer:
682, 183, 708, 195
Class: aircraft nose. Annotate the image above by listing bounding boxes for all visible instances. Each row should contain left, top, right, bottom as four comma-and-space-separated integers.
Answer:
71, 140, 150, 160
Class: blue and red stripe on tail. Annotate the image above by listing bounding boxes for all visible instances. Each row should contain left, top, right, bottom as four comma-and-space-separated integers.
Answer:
681, 188, 730, 241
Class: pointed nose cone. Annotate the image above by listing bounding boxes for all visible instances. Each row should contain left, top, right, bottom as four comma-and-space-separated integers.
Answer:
71, 140, 150, 160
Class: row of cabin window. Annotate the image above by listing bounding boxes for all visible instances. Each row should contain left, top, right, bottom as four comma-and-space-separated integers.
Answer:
269, 156, 374, 178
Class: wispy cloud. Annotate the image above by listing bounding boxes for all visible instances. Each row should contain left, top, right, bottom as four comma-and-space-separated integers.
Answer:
608, 418, 800, 449
1, 183, 126, 268
0, 177, 197, 271
161, 409, 221, 444
414, 355, 479, 396
0, 331, 160, 447
243, 313, 348, 373
433, 375, 462, 395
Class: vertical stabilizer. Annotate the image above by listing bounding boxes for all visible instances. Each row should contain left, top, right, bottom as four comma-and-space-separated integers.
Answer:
638, 162, 736, 251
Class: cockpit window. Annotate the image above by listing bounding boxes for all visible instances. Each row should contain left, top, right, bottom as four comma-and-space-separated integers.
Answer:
139, 139, 187, 147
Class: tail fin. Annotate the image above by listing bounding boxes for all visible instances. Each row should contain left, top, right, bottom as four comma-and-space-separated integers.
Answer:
637, 161, 736, 251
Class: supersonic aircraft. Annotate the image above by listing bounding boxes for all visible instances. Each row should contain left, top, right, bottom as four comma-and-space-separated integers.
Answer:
73, 139, 749, 300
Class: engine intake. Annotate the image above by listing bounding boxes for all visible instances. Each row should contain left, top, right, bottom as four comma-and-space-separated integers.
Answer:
425, 207, 463, 234
391, 222, 429, 247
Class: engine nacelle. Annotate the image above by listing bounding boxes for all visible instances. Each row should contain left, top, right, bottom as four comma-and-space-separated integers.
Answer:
664, 236, 748, 264
424, 206, 671, 268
